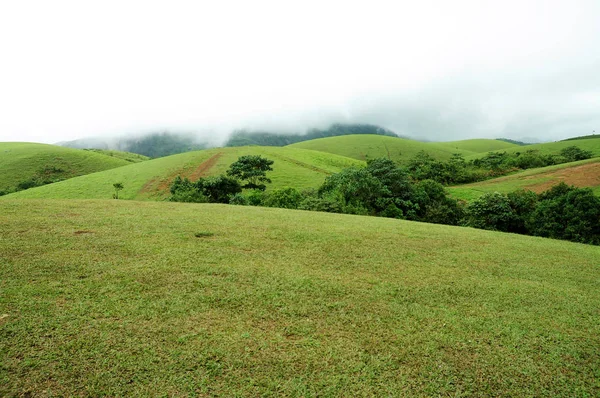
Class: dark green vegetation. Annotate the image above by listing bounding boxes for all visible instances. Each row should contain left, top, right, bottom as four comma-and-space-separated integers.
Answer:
1, 199, 599, 396
464, 184, 600, 244
226, 155, 274, 190
225, 123, 398, 147
0, 142, 131, 196
63, 132, 208, 158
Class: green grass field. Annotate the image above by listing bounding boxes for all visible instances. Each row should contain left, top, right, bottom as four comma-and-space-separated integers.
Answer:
289, 135, 519, 163
2, 146, 364, 201
449, 157, 600, 201
1, 199, 599, 396
0, 143, 131, 193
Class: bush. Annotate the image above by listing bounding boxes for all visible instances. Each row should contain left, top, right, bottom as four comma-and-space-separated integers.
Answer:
528, 183, 600, 244
263, 188, 303, 209
464, 192, 517, 231
560, 146, 593, 162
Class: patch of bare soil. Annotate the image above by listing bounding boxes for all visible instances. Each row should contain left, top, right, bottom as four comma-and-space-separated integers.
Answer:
140, 152, 223, 195
524, 162, 600, 193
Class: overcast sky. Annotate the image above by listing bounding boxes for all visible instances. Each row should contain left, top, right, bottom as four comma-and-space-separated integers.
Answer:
0, 0, 599, 144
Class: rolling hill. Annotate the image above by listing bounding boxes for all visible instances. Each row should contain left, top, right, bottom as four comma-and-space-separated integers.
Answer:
448, 157, 600, 200
0, 142, 133, 194
288, 135, 519, 163
2, 146, 364, 201
1, 199, 599, 396
465, 137, 600, 160
81, 149, 149, 163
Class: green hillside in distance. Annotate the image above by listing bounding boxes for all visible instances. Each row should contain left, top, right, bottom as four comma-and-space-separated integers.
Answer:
449, 157, 600, 200
0, 142, 131, 194
288, 135, 518, 163
2, 146, 364, 201
225, 123, 398, 147
466, 137, 600, 160
82, 149, 149, 163
1, 199, 599, 396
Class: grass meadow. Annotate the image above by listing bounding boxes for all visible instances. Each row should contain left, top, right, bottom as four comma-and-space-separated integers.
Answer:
289, 135, 518, 163
1, 199, 599, 396
0, 143, 130, 192
3, 147, 364, 201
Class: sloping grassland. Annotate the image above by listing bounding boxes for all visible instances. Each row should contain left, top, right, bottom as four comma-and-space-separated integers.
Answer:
2, 147, 364, 201
1, 199, 599, 396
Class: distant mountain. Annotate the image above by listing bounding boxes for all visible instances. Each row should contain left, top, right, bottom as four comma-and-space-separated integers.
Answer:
224, 123, 399, 147
61, 132, 208, 158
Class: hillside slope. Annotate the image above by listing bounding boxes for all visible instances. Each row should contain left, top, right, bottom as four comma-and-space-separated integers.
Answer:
449, 157, 600, 200
466, 137, 600, 160
2, 146, 364, 201
0, 142, 131, 193
1, 199, 599, 396
289, 135, 518, 163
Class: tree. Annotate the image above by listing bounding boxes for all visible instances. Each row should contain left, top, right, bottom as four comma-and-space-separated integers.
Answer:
113, 182, 124, 199
528, 183, 600, 244
226, 155, 274, 191
197, 176, 242, 203
464, 192, 517, 231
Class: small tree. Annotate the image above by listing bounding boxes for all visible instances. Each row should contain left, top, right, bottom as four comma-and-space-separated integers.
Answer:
113, 182, 124, 199
226, 155, 274, 191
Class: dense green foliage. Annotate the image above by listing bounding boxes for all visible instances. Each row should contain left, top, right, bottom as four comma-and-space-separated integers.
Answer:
229, 158, 464, 226
226, 155, 274, 190
170, 175, 242, 204
225, 123, 398, 147
465, 183, 600, 245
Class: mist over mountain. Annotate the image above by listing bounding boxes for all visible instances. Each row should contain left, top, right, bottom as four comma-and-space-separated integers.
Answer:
59, 124, 402, 158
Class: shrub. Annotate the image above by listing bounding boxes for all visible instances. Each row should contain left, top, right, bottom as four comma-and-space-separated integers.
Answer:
263, 187, 303, 209
464, 192, 517, 231
528, 183, 600, 244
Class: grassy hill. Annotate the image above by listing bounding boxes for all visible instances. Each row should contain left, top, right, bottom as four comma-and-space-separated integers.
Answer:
466, 137, 600, 160
449, 157, 600, 200
82, 149, 149, 163
2, 146, 364, 201
0, 142, 132, 193
289, 135, 518, 163
1, 199, 599, 396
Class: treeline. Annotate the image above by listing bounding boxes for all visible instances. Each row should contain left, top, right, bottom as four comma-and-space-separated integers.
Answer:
406, 145, 593, 185
170, 155, 600, 246
225, 123, 398, 147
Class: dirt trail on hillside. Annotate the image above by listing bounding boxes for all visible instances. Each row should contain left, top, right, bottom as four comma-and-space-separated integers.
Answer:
140, 152, 223, 196
187, 152, 223, 181
524, 162, 600, 193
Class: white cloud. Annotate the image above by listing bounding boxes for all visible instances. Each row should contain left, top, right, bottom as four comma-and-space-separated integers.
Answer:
0, 0, 599, 143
